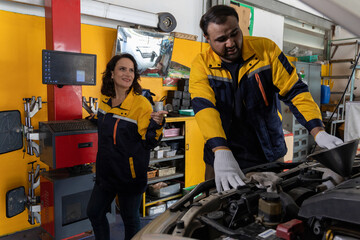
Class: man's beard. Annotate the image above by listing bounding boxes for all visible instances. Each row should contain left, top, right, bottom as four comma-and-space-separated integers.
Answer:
224, 46, 241, 61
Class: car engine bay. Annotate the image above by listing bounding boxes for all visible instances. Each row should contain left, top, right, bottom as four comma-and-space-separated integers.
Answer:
134, 139, 360, 240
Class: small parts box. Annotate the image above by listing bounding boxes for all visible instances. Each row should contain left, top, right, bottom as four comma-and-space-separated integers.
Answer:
163, 128, 180, 137
164, 150, 176, 158
166, 199, 178, 208
297, 55, 318, 62
154, 149, 176, 159
147, 203, 166, 216
148, 182, 181, 198
155, 150, 164, 159
147, 167, 158, 179
158, 166, 176, 177
178, 109, 194, 116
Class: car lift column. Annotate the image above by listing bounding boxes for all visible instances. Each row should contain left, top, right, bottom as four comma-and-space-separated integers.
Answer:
44, 0, 82, 120
42, 0, 83, 238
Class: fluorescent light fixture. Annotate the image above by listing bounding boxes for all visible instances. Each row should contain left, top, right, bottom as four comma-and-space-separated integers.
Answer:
81, 0, 158, 28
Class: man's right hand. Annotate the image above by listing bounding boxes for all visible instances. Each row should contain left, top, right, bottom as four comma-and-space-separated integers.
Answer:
314, 130, 343, 149
213, 149, 246, 192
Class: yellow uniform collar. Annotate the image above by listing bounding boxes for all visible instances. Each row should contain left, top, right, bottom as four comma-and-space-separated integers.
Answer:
102, 88, 137, 117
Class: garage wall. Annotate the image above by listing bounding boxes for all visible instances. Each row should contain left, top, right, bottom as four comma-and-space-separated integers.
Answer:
1, 0, 204, 38
0, 2, 203, 234
252, 7, 284, 50
91, 0, 204, 37
0, 10, 117, 236
0, 1, 203, 236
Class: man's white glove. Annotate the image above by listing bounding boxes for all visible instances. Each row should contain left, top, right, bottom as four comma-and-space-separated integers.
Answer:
214, 149, 246, 192
315, 130, 343, 149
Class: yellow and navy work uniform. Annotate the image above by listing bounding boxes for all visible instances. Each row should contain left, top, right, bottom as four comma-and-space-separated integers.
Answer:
91, 89, 163, 195
190, 36, 322, 168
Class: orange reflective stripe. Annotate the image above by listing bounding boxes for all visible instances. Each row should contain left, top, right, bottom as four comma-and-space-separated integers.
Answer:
255, 73, 269, 106
113, 118, 120, 145
129, 157, 136, 178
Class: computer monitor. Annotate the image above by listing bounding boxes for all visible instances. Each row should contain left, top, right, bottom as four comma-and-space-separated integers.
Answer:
42, 50, 97, 86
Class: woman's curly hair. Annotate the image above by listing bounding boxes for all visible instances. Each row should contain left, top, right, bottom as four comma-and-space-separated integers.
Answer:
101, 53, 142, 97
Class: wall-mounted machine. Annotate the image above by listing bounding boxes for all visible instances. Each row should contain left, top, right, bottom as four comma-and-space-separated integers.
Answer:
40, 50, 99, 169
40, 165, 116, 240
4, 49, 109, 239
39, 119, 98, 169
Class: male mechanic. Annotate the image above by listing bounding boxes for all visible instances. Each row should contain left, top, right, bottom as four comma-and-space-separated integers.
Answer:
189, 5, 343, 192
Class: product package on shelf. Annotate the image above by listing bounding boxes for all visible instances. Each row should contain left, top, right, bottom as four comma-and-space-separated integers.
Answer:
148, 181, 181, 198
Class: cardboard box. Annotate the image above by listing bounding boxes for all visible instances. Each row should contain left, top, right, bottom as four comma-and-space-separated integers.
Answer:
171, 32, 198, 41
158, 166, 176, 177
283, 129, 294, 163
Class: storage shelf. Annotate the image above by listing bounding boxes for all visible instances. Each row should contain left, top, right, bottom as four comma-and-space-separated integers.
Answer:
331, 120, 345, 124
143, 119, 189, 217
162, 136, 184, 141
150, 154, 184, 164
321, 75, 350, 79
148, 173, 184, 184
145, 193, 183, 207
329, 59, 354, 64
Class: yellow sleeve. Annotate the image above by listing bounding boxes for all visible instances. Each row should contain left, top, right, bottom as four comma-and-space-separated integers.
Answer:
189, 54, 227, 146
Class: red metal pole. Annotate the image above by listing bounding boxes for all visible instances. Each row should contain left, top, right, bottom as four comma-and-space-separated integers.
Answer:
44, 0, 82, 120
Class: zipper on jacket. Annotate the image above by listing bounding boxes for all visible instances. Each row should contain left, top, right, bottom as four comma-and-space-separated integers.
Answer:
255, 73, 269, 106
113, 118, 120, 145
129, 157, 136, 178
100, 109, 107, 125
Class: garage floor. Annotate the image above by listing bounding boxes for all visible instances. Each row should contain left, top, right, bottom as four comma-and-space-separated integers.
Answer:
0, 214, 154, 240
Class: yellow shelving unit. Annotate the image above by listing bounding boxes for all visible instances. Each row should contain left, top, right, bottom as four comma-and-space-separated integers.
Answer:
141, 116, 205, 217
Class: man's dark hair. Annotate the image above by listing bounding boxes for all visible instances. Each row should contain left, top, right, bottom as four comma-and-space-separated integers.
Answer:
200, 5, 239, 36
101, 53, 142, 97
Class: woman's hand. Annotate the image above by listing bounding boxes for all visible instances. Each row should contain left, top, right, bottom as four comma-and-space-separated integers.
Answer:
151, 110, 168, 125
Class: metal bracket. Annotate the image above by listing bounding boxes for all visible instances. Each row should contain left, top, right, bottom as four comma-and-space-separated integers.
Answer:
28, 207, 41, 225
27, 132, 39, 141
27, 162, 45, 225
24, 96, 42, 119
82, 96, 98, 114
23, 96, 43, 156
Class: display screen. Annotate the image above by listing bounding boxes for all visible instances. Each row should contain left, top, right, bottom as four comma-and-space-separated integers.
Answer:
42, 50, 97, 86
